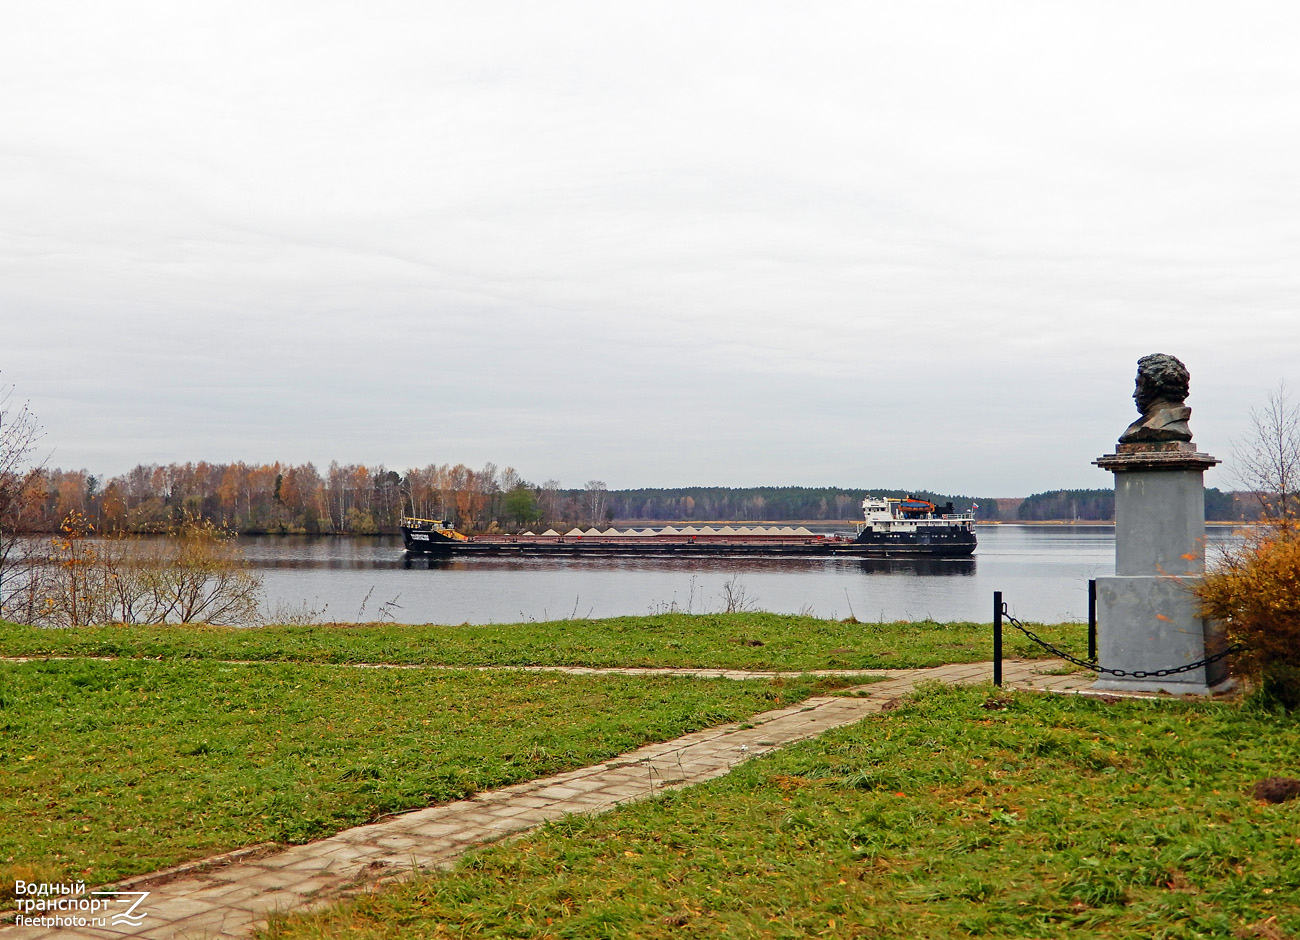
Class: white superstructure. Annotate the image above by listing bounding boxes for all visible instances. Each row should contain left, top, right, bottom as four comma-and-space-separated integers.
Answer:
856, 496, 976, 536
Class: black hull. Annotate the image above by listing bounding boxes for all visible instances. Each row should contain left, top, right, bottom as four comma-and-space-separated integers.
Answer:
849, 527, 977, 557
401, 530, 465, 552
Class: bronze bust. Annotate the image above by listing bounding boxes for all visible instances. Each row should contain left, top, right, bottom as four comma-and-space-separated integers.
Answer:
1120, 353, 1192, 443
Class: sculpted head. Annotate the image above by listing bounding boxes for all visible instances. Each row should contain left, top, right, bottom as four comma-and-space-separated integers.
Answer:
1133, 353, 1190, 414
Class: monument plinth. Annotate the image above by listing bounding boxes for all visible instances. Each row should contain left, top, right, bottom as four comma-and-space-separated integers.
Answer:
1092, 355, 1229, 694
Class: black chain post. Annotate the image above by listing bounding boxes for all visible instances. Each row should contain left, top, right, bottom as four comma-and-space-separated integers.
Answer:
1088, 579, 1097, 662
992, 590, 1238, 680
993, 590, 1003, 687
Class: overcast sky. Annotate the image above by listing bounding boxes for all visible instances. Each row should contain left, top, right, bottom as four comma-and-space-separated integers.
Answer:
3, 2, 1298, 496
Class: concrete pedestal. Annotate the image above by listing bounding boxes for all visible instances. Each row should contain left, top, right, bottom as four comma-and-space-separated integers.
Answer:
1092, 575, 1228, 693
1093, 443, 1227, 694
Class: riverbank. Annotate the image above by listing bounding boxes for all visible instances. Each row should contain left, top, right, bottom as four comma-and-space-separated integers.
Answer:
0, 613, 1086, 671
3, 616, 1294, 939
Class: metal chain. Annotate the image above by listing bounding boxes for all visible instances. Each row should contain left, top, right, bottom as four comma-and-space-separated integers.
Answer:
999, 602, 1237, 679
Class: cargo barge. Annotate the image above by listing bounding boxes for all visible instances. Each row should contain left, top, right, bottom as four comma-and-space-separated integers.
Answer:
401, 495, 976, 557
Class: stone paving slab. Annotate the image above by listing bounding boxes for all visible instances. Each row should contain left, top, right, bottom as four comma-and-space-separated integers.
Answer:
2, 660, 1085, 940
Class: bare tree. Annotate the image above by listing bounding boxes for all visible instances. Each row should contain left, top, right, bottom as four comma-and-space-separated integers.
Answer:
1232, 381, 1300, 522
540, 479, 562, 526
499, 466, 522, 493
585, 480, 608, 527
0, 383, 44, 618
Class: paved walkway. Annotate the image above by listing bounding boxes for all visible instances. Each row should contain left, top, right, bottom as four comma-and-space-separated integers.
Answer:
2, 659, 1088, 940
0, 656, 915, 681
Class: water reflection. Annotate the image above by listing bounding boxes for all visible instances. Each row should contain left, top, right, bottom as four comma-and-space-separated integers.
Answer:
233, 527, 1118, 623
855, 557, 976, 577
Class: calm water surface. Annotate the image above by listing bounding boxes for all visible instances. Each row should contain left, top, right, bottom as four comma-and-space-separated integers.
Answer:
234, 525, 1235, 625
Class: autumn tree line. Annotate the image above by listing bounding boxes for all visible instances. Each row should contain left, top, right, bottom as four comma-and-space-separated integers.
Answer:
21, 462, 505, 536
16, 462, 607, 536
7, 463, 1262, 537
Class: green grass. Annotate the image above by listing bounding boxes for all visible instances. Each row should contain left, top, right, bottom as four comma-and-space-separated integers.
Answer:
0, 659, 836, 895
0, 614, 1082, 670
262, 685, 1300, 940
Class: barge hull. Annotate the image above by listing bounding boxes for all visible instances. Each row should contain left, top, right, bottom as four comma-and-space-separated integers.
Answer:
400, 533, 976, 557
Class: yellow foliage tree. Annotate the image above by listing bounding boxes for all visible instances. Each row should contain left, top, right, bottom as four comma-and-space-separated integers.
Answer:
1196, 524, 1300, 709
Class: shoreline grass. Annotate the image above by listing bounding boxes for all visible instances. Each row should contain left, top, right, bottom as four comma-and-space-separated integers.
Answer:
262, 684, 1300, 940
0, 613, 1084, 671
0, 659, 836, 894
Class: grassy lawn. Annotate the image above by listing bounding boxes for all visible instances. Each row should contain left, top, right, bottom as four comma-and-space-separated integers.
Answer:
263, 685, 1300, 940
0, 658, 837, 896
0, 613, 1083, 670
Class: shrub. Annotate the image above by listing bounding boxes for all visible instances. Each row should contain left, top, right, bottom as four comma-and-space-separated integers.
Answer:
4, 513, 263, 627
1196, 524, 1300, 708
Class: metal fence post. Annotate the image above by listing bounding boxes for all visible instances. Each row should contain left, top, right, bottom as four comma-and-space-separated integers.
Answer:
993, 590, 1003, 687
1087, 579, 1097, 662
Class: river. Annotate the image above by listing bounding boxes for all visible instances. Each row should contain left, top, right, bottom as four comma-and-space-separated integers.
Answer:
232, 525, 1237, 626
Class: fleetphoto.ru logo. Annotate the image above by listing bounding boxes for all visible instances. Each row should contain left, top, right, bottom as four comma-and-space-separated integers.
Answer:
13, 881, 149, 930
